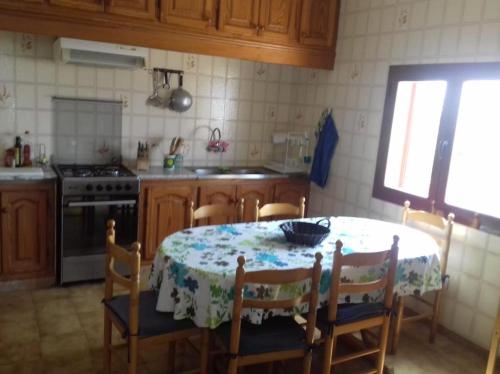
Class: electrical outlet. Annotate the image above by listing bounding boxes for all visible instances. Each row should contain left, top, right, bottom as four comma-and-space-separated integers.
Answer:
356, 113, 367, 131
266, 104, 276, 120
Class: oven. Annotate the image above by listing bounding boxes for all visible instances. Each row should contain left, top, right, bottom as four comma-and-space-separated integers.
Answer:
59, 193, 138, 284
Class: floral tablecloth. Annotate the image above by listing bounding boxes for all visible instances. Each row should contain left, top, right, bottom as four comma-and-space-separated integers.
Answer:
149, 216, 442, 328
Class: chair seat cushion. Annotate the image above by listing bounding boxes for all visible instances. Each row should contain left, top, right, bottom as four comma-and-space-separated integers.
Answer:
216, 316, 307, 356
103, 290, 196, 338
316, 302, 386, 331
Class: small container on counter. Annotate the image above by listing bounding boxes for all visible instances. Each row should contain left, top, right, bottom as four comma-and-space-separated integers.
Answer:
174, 154, 183, 169
164, 155, 176, 170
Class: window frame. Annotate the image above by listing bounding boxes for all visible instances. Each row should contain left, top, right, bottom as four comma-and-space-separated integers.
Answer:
373, 62, 500, 234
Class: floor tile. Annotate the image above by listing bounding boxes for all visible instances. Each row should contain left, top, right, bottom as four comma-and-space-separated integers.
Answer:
40, 332, 91, 364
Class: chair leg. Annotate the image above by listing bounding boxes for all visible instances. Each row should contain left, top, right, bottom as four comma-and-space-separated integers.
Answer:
200, 329, 210, 374
322, 333, 337, 374
227, 357, 238, 374
376, 317, 391, 374
128, 336, 138, 374
103, 310, 112, 374
390, 296, 404, 354
486, 335, 499, 374
267, 362, 274, 374
302, 350, 312, 374
166, 341, 176, 374
430, 290, 442, 343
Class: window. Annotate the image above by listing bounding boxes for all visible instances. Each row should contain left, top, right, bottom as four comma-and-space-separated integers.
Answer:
373, 63, 500, 234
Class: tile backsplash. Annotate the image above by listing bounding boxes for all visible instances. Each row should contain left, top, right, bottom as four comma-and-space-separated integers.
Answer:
0, 32, 297, 167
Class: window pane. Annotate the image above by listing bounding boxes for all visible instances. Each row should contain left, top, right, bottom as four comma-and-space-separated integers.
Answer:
445, 80, 500, 219
384, 81, 447, 198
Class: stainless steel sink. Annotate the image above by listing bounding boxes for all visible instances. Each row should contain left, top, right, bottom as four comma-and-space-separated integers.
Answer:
188, 167, 279, 179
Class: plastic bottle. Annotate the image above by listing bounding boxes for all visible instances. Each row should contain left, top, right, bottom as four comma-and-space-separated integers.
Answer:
14, 136, 22, 167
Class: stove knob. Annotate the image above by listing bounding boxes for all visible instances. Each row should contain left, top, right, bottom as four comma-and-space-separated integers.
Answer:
124, 184, 132, 191
86, 184, 93, 191
105, 185, 113, 192
115, 184, 123, 191
96, 185, 103, 192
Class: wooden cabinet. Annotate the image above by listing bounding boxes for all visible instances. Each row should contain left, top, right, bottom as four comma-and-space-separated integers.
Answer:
259, 0, 298, 43
142, 183, 196, 260
236, 182, 273, 222
48, 0, 104, 12
161, 0, 217, 30
219, 0, 297, 43
274, 181, 310, 206
219, 0, 260, 37
300, 0, 340, 47
0, 182, 55, 279
106, 0, 157, 20
199, 183, 237, 225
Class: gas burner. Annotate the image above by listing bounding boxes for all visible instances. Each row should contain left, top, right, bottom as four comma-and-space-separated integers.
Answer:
75, 168, 93, 178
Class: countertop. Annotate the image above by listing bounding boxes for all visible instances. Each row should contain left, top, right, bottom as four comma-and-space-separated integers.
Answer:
135, 166, 308, 181
0, 166, 57, 182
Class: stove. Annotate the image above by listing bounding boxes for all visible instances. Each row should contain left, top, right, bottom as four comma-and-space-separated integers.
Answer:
54, 164, 139, 196
54, 164, 139, 284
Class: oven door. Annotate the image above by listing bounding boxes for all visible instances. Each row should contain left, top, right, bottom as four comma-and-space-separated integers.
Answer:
60, 196, 138, 283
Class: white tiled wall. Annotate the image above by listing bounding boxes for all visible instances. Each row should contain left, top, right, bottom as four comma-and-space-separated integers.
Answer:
286, 0, 500, 351
0, 32, 291, 167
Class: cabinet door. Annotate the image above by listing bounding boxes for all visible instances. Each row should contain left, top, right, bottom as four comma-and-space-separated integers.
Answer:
274, 181, 310, 210
145, 185, 196, 260
198, 184, 237, 225
219, 0, 260, 37
161, 0, 216, 30
237, 182, 273, 222
106, 0, 156, 20
48, 0, 104, 12
299, 0, 339, 47
1, 190, 50, 275
259, 0, 297, 43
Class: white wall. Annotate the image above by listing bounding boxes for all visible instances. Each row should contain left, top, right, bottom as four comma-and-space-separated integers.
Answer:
0, 32, 294, 167
288, 0, 500, 350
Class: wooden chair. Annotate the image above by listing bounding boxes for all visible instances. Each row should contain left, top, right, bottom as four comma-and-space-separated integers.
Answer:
319, 236, 399, 374
215, 253, 323, 374
391, 200, 455, 353
103, 220, 208, 374
189, 198, 244, 228
255, 196, 306, 222
486, 302, 500, 374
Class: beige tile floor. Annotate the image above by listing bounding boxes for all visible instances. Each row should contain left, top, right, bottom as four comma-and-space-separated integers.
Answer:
0, 281, 498, 374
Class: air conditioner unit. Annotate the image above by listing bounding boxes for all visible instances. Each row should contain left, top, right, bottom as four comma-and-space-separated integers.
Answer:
53, 38, 148, 70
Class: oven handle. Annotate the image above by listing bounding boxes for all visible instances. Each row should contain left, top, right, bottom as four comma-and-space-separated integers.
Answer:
67, 200, 137, 207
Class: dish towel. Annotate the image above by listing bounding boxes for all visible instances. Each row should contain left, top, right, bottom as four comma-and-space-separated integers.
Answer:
310, 113, 339, 188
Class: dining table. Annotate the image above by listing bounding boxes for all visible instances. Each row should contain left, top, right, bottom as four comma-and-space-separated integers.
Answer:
148, 216, 442, 329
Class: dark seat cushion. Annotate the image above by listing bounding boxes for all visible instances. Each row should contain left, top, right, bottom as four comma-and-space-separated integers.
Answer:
103, 290, 196, 338
316, 302, 386, 332
216, 316, 307, 356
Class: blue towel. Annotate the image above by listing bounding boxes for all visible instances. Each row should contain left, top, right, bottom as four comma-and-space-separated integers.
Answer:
310, 113, 339, 188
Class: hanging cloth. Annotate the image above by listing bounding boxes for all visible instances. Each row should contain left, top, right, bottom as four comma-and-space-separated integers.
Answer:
310, 112, 339, 188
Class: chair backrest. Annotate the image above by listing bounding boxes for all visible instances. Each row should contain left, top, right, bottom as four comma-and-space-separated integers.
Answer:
104, 219, 142, 335
327, 236, 399, 323
189, 198, 244, 228
255, 196, 306, 222
229, 252, 323, 357
402, 200, 454, 276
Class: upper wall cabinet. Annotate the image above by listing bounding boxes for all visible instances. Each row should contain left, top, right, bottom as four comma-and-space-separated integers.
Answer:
0, 0, 340, 69
161, 0, 217, 31
300, 0, 339, 47
105, 0, 157, 20
48, 0, 104, 12
219, 0, 260, 37
259, 0, 297, 43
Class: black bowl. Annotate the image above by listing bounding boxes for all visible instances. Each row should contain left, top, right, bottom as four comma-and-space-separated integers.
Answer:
280, 218, 331, 246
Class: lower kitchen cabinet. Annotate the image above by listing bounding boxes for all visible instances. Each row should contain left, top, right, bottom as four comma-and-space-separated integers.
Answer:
198, 183, 237, 226
140, 182, 197, 261
0, 181, 55, 280
139, 177, 310, 261
236, 181, 274, 222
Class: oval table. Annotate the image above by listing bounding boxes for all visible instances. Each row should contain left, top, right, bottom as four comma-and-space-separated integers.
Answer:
148, 216, 442, 329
